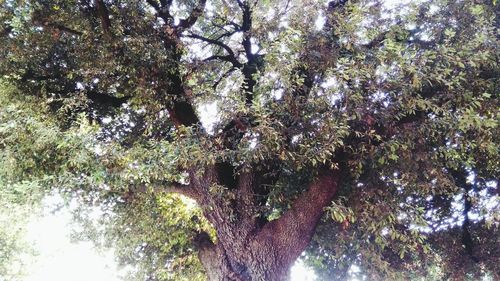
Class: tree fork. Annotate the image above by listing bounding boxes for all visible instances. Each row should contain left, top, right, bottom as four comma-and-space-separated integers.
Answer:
196, 168, 342, 281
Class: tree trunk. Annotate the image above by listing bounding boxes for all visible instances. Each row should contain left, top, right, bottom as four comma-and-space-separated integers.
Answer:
198, 238, 291, 281
196, 169, 341, 281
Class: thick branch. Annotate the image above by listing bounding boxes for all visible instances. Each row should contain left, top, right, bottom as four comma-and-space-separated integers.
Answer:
168, 100, 200, 127
255, 168, 341, 266
196, 232, 247, 281
156, 28, 201, 128
233, 169, 257, 226
145, 0, 161, 11
31, 11, 83, 36
203, 55, 240, 67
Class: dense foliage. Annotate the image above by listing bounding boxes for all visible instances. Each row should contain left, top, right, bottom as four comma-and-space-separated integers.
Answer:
0, 84, 46, 281
0, 0, 498, 280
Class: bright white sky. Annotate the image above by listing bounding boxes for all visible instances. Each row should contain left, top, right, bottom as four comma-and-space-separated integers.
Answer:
22, 198, 124, 281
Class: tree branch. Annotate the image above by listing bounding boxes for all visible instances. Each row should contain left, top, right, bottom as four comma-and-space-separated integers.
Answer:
211, 19, 241, 34
235, 0, 245, 10
212, 67, 237, 89
1, 25, 13, 37
203, 55, 242, 67
86, 91, 130, 108
237, 1, 258, 105
44, 22, 83, 36
155, 27, 201, 128
177, 0, 207, 30
150, 181, 200, 200
255, 168, 342, 266
187, 33, 241, 67
449, 168, 479, 262
95, 0, 112, 37
240, 1, 253, 61
145, 0, 173, 23
145, 0, 161, 11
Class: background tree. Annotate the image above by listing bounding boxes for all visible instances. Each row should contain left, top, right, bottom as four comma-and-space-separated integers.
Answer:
0, 84, 46, 281
0, 180, 39, 281
0, 0, 498, 280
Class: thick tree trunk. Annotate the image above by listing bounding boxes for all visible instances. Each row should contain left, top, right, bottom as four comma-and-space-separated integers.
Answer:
198, 238, 290, 281
196, 169, 341, 281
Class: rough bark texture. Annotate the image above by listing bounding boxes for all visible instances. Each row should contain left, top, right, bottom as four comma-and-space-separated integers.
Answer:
194, 169, 341, 281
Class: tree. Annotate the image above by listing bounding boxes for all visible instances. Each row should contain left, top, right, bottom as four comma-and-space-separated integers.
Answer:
0, 83, 49, 281
0, 0, 498, 280
0, 176, 41, 281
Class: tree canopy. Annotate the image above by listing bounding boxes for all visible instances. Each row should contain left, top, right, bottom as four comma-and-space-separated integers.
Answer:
0, 0, 499, 280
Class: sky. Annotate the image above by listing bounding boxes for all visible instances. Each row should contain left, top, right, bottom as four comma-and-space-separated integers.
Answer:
22, 197, 124, 281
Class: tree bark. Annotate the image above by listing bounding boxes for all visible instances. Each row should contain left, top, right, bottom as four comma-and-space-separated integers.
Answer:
196, 169, 341, 281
